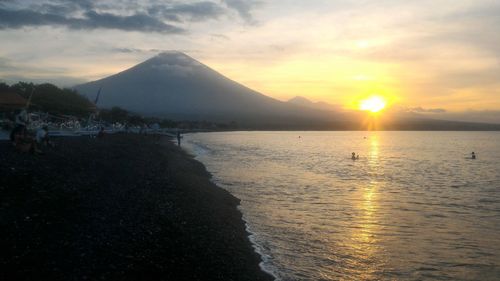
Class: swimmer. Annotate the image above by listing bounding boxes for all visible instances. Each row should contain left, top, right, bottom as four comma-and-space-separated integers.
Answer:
352, 152, 356, 160
471, 152, 476, 159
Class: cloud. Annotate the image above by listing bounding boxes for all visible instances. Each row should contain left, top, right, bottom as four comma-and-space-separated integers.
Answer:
111, 48, 169, 54
222, 0, 260, 24
0, 0, 260, 32
0, 55, 70, 75
426, 110, 500, 124
82, 10, 183, 33
148, 2, 225, 22
393, 106, 500, 124
111, 48, 144, 54
1, 75, 87, 87
210, 33, 230, 41
0, 57, 19, 72
0, 7, 184, 33
0, 56, 86, 86
433, 3, 500, 56
406, 107, 447, 114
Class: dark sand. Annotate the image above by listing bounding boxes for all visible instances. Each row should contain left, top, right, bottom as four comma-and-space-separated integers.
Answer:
0, 134, 273, 281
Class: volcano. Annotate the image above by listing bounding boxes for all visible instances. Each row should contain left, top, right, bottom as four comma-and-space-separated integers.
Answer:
75, 52, 500, 130
74, 52, 335, 128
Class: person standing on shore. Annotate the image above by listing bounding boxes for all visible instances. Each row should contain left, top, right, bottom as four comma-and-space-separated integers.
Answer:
10, 109, 29, 141
97, 127, 105, 139
15, 109, 29, 126
36, 126, 51, 146
177, 131, 182, 146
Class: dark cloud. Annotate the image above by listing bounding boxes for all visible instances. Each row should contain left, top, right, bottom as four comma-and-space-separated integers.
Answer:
149, 2, 225, 22
222, 0, 260, 23
82, 10, 182, 33
0, 8, 67, 29
0, 0, 259, 32
0, 7, 183, 33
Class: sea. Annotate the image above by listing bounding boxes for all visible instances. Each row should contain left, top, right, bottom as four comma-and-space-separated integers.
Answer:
182, 131, 500, 281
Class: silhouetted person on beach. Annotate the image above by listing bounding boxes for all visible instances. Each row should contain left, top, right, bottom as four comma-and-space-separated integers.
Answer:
97, 127, 105, 138
177, 131, 182, 146
12, 126, 41, 154
139, 123, 148, 135
10, 109, 29, 142
36, 126, 51, 147
15, 109, 29, 127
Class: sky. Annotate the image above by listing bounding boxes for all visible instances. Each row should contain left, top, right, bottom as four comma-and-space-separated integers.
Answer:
1, 0, 500, 122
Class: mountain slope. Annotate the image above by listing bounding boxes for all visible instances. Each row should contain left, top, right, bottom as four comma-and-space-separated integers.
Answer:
75, 52, 500, 130
287, 96, 341, 112
74, 52, 335, 127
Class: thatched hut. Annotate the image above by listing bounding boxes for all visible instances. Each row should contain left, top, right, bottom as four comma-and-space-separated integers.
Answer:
0, 92, 27, 110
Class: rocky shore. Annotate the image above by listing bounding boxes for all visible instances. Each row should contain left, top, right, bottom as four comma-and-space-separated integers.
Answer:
0, 134, 273, 281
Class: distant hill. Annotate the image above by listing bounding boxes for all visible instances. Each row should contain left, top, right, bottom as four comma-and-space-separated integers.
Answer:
287, 96, 341, 112
75, 52, 500, 130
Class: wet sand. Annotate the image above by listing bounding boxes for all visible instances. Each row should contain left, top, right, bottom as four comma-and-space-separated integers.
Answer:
0, 134, 273, 281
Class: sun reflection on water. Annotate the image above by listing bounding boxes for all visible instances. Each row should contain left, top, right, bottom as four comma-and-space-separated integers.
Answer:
347, 134, 385, 280
187, 131, 500, 281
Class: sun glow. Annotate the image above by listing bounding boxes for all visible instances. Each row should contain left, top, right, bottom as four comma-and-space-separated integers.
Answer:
360, 96, 387, 113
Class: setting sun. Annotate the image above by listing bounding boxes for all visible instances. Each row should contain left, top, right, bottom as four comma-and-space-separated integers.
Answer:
360, 96, 387, 113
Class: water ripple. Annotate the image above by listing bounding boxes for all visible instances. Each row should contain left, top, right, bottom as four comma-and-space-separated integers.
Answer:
185, 131, 500, 281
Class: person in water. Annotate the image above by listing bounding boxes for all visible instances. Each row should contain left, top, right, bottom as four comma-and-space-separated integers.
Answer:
471, 152, 476, 159
352, 152, 356, 160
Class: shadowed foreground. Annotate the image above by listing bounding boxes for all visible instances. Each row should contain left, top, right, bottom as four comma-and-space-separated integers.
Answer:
0, 134, 273, 281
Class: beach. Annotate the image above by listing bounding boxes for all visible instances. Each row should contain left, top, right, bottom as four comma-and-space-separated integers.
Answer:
0, 134, 273, 281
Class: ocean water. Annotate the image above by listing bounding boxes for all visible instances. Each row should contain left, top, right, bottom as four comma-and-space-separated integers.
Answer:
183, 131, 500, 281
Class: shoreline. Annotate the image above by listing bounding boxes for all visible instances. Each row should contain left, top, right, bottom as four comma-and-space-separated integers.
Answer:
178, 138, 278, 280
240, 208, 278, 280
0, 134, 274, 281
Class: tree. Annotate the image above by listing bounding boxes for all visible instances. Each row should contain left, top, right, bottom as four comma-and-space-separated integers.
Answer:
99, 107, 129, 123
5, 82, 94, 117
0, 82, 10, 92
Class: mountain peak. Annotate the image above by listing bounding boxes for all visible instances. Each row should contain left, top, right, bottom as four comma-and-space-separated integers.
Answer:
288, 96, 313, 104
131, 51, 207, 78
287, 96, 341, 112
75, 52, 296, 120
154, 51, 187, 60
144, 51, 199, 66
